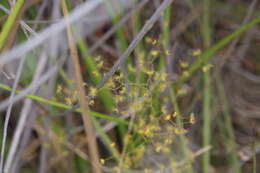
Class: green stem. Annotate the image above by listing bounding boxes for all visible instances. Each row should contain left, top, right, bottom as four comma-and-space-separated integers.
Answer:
170, 88, 193, 173
177, 16, 260, 86
216, 73, 240, 173
202, 0, 212, 172
202, 71, 211, 173
0, 0, 25, 51
78, 39, 115, 112
0, 83, 128, 125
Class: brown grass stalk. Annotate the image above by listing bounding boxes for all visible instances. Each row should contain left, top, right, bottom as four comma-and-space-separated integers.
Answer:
61, 1, 102, 172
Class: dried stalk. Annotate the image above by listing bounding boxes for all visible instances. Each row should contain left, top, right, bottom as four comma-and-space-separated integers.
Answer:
61, 1, 102, 172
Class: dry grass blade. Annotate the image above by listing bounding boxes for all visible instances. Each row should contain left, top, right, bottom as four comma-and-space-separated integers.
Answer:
89, 0, 149, 54
0, 1, 26, 171
0, 63, 62, 111
0, 0, 102, 64
1, 0, 260, 172
0, 56, 26, 173
0, 0, 133, 65
61, 1, 102, 172
170, 146, 212, 171
96, 0, 174, 89
3, 52, 48, 173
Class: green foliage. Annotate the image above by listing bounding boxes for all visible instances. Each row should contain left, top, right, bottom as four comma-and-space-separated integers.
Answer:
1, 0, 260, 172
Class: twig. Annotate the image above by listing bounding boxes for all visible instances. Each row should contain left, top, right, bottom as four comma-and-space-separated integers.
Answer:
3, 51, 48, 173
219, 0, 257, 67
0, 83, 128, 124
61, 0, 102, 172
231, 63, 260, 83
0, 4, 37, 36
0, 55, 26, 173
96, 0, 174, 89
169, 146, 212, 171
0, 0, 133, 64
88, 0, 149, 54
9, 107, 38, 173
0, 60, 63, 111
88, 35, 118, 57
38, 116, 50, 173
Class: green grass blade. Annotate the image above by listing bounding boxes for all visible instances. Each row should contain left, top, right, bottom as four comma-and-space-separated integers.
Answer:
202, 71, 211, 173
216, 73, 241, 173
170, 88, 193, 173
201, 0, 212, 172
0, 83, 128, 125
177, 16, 260, 86
78, 39, 115, 111
0, 0, 25, 51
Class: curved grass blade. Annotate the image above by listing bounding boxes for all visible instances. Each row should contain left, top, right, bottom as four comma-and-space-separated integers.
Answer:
0, 83, 128, 125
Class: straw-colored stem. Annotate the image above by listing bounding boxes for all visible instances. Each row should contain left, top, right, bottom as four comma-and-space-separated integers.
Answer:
62, 1, 102, 172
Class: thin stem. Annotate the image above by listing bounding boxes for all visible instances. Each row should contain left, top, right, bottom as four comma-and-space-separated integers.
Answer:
0, 83, 128, 125
201, 0, 212, 172
96, 0, 174, 89
0, 0, 25, 52
62, 1, 102, 172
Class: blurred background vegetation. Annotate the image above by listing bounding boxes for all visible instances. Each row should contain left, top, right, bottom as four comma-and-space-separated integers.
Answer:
0, 0, 260, 172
